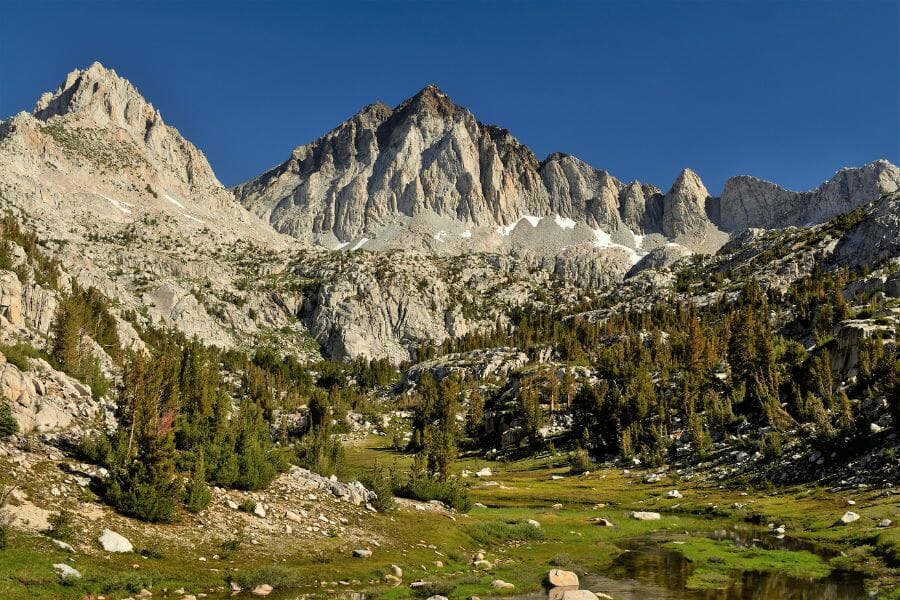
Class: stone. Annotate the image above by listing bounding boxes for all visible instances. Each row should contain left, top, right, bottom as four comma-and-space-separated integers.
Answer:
548, 569, 579, 587
590, 517, 614, 527
52, 539, 75, 552
98, 528, 133, 553
552, 503, 563, 510
878, 519, 892, 528
666, 490, 683, 499
425, 596, 448, 600
226, 499, 239, 510
251, 584, 273, 596
561, 592, 600, 600
353, 548, 372, 558
839, 511, 860, 525
491, 579, 514, 589
53, 563, 81, 579
253, 502, 267, 518
527, 519, 541, 528
630, 511, 661, 521
475, 467, 493, 478
391, 564, 403, 578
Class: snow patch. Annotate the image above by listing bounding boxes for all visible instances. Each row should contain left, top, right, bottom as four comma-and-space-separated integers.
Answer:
333, 241, 349, 251
461, 229, 472, 239
97, 193, 131, 215
554, 215, 577, 229
434, 230, 447, 243
592, 227, 644, 265
163, 193, 185, 209
351, 238, 369, 251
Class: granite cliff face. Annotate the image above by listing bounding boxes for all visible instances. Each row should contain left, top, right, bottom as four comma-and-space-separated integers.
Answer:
718, 159, 900, 232
233, 85, 697, 250
235, 85, 897, 259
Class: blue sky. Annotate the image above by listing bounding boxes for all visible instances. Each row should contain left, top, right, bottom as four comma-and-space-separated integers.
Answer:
1, 0, 897, 193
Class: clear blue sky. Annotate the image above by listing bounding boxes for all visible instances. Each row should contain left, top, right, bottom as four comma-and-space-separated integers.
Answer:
1, 0, 897, 193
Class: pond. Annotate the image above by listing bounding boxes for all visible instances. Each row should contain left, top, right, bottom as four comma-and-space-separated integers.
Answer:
507, 527, 868, 600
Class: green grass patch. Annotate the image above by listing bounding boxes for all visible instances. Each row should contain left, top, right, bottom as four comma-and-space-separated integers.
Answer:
464, 519, 545, 545
666, 536, 832, 590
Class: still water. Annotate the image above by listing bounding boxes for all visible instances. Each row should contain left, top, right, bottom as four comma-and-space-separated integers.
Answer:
508, 529, 868, 600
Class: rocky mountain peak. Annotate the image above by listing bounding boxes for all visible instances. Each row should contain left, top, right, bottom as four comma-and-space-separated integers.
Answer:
395, 84, 461, 120
34, 61, 158, 127
670, 168, 709, 199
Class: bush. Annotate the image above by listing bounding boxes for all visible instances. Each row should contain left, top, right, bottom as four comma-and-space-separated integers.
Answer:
567, 447, 594, 474
359, 463, 394, 513
395, 473, 472, 513
0, 343, 47, 371
238, 499, 256, 513
295, 428, 345, 477
47, 509, 75, 541
0, 404, 18, 439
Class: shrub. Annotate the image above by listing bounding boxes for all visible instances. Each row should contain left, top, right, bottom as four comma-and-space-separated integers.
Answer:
359, 463, 394, 513
567, 447, 594, 474
0, 343, 47, 371
0, 404, 18, 439
295, 428, 345, 477
47, 509, 75, 541
395, 472, 472, 513
238, 499, 257, 513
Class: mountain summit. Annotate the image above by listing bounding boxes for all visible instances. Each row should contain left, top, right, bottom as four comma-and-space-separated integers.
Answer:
233, 86, 899, 254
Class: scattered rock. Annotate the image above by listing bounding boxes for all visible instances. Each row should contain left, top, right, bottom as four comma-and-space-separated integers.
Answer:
630, 511, 661, 520
548, 568, 579, 587
666, 490, 683, 499
839, 511, 860, 525
52, 539, 74, 552
251, 583, 273, 596
491, 579, 514, 589
476, 467, 493, 478
552, 503, 563, 510
878, 519, 892, 528
53, 563, 81, 579
353, 548, 372, 558
561, 591, 599, 600
527, 519, 541, 528
98, 528, 133, 553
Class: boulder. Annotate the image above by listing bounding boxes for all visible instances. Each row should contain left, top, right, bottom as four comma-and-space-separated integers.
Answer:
251, 584, 273, 596
561, 592, 600, 600
630, 511, 661, 521
53, 563, 81, 579
98, 528, 133, 553
548, 569, 579, 587
0, 270, 24, 325
878, 519, 892, 528
839, 511, 860, 525
491, 579, 514, 589
352, 548, 372, 558
52, 539, 75, 552
666, 490, 683, 499
476, 467, 492, 478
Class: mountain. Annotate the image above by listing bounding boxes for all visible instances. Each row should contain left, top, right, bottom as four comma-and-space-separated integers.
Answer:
233, 85, 714, 253
718, 159, 900, 231
0, 62, 309, 353
1, 63, 898, 364
233, 84, 897, 256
